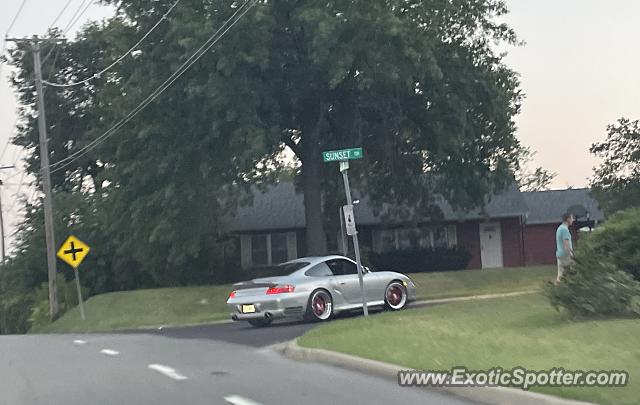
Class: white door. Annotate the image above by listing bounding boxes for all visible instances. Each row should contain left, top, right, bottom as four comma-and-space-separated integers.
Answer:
479, 222, 503, 269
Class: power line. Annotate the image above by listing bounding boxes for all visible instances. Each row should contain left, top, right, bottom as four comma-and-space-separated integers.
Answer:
63, 0, 93, 35
43, 0, 182, 88
49, 0, 75, 29
62, 0, 89, 34
50, 0, 258, 174
5, 0, 29, 37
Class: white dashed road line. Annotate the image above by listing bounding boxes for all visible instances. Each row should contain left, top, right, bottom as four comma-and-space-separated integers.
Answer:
100, 349, 120, 357
224, 395, 264, 405
147, 364, 188, 381
73, 339, 87, 345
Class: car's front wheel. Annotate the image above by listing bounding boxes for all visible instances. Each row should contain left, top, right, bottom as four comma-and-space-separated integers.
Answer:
305, 289, 333, 322
247, 318, 272, 328
384, 281, 407, 310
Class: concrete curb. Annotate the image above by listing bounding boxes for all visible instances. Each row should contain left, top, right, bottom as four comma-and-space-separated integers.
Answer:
278, 339, 598, 405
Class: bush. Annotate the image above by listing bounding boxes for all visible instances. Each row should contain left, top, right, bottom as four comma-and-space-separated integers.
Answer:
370, 247, 471, 273
546, 207, 640, 317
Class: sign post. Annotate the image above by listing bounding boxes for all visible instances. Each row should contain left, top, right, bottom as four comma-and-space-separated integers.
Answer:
323, 148, 368, 316
56, 236, 91, 321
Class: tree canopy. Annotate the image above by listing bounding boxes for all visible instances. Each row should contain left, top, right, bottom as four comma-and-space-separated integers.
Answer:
590, 117, 640, 213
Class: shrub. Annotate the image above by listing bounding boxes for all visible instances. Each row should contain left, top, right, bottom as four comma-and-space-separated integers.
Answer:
546, 207, 640, 317
370, 247, 471, 273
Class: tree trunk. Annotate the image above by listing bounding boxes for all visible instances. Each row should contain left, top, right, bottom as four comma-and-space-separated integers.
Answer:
301, 149, 326, 256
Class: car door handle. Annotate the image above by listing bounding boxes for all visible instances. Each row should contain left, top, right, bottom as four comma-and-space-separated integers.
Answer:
339, 282, 347, 285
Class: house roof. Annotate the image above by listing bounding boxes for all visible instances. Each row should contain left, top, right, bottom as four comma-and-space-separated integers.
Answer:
522, 188, 605, 225
231, 182, 530, 232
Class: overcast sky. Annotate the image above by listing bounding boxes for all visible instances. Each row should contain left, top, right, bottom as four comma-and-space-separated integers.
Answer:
1, 0, 639, 249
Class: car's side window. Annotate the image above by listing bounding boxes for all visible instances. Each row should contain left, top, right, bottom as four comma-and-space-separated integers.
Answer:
327, 259, 358, 276
305, 262, 334, 277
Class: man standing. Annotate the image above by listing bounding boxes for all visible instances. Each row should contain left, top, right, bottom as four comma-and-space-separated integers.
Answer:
556, 213, 575, 283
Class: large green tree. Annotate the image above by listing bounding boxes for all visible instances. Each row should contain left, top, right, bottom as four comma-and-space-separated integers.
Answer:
9, 0, 523, 278
590, 118, 640, 214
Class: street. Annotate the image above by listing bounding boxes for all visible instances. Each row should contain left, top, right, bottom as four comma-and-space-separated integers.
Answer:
0, 322, 475, 405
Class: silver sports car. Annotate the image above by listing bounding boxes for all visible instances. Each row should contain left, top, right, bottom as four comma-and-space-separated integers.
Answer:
226, 255, 417, 327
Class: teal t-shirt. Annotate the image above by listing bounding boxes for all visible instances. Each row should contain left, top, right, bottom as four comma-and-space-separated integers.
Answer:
556, 224, 573, 258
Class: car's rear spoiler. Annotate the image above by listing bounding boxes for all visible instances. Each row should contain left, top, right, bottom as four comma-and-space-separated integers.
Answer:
232, 281, 277, 290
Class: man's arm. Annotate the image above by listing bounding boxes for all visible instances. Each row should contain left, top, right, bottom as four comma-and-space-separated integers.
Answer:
563, 231, 573, 257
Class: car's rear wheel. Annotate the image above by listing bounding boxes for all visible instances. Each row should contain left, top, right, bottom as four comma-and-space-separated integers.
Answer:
247, 318, 272, 328
305, 289, 333, 322
384, 281, 407, 310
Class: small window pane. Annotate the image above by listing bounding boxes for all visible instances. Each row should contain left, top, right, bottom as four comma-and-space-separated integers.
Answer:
271, 233, 288, 264
378, 230, 396, 252
251, 234, 268, 266
433, 227, 448, 248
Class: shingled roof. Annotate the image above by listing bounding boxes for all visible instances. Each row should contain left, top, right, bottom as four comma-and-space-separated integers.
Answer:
231, 182, 530, 232
522, 188, 605, 225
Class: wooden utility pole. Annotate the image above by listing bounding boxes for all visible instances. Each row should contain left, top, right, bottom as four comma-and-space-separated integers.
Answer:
5, 36, 62, 320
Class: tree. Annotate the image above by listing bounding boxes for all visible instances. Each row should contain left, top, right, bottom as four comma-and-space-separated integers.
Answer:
8, 0, 523, 277
590, 118, 640, 214
516, 147, 556, 192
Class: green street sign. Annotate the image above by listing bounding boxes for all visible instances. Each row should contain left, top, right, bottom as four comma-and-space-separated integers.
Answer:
322, 147, 364, 163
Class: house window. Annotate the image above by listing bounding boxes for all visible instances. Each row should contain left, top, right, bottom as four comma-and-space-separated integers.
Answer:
251, 234, 269, 266
372, 225, 458, 253
378, 229, 397, 251
244, 232, 296, 268
271, 233, 288, 264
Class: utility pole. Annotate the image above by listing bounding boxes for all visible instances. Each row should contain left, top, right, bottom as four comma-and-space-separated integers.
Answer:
0, 167, 14, 335
6, 36, 61, 320
0, 166, 16, 262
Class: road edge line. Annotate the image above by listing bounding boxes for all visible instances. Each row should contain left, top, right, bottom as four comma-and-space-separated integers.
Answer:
277, 339, 598, 405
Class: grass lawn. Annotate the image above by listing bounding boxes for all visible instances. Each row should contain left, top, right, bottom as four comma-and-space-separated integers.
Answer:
408, 265, 555, 301
33, 284, 233, 333
37, 265, 554, 333
299, 294, 639, 405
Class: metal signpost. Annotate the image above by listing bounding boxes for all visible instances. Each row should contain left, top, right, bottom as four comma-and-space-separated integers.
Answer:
56, 236, 91, 321
323, 148, 368, 316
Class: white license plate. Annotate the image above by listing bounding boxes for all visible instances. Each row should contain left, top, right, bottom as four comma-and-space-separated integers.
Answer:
242, 304, 256, 313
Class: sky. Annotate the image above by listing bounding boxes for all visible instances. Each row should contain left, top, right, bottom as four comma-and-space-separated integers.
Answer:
1, 0, 639, 251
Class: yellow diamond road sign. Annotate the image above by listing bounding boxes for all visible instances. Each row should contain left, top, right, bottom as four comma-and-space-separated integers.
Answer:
57, 236, 90, 269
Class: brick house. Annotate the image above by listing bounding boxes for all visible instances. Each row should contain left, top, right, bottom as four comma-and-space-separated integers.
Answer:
231, 183, 604, 270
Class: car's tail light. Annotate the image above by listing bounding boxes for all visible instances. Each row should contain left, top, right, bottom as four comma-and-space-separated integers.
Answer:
266, 285, 295, 295
229, 290, 236, 299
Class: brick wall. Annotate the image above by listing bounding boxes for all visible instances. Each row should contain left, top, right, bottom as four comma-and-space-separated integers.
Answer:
524, 223, 559, 265
500, 217, 525, 267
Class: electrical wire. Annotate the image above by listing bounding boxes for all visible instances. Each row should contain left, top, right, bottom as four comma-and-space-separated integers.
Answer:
49, 0, 258, 174
43, 0, 182, 88
5, 0, 28, 38
62, 0, 91, 34
49, 0, 75, 29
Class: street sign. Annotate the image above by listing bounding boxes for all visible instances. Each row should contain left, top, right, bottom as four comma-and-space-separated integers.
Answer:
342, 205, 357, 236
322, 147, 363, 163
57, 236, 90, 269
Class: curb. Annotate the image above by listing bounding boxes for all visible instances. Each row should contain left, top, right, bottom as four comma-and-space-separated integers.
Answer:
277, 339, 597, 405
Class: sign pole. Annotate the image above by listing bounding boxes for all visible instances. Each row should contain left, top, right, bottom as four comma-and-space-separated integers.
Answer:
74, 267, 86, 321
339, 161, 368, 317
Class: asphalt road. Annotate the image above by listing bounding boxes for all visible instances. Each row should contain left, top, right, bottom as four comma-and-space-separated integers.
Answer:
0, 320, 476, 405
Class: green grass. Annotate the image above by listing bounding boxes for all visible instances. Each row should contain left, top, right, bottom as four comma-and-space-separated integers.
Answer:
37, 265, 554, 333
34, 284, 233, 333
409, 265, 555, 301
299, 294, 640, 405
